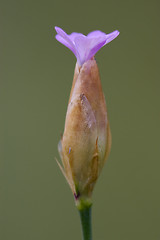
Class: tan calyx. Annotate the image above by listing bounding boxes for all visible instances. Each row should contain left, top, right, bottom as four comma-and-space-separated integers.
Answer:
57, 58, 111, 199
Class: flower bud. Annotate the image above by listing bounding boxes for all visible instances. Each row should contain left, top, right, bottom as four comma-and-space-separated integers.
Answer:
55, 27, 119, 204
58, 59, 111, 200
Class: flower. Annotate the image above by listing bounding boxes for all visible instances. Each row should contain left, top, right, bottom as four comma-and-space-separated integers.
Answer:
55, 27, 119, 206
55, 26, 119, 66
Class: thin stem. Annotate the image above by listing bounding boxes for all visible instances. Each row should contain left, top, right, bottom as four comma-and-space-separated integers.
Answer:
78, 205, 92, 240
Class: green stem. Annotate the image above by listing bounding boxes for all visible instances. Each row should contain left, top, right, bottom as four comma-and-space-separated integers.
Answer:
78, 202, 92, 240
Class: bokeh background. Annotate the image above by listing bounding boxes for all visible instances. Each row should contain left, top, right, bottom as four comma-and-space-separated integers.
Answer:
1, 0, 160, 239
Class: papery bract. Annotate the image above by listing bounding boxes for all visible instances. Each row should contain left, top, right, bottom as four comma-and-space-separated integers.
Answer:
58, 59, 111, 201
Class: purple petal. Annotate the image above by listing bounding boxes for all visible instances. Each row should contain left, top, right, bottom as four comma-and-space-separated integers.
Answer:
74, 35, 107, 64
69, 32, 85, 42
86, 38, 107, 60
74, 35, 90, 65
87, 30, 107, 38
104, 30, 120, 45
55, 27, 120, 65
55, 27, 77, 56
55, 35, 75, 54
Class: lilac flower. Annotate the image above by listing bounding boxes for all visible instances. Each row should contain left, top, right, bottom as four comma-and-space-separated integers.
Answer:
55, 26, 120, 66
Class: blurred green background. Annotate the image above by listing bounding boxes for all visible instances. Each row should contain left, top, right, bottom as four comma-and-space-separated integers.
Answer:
1, 0, 160, 239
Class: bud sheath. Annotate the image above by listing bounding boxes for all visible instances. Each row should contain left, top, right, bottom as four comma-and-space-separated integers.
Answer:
58, 59, 111, 202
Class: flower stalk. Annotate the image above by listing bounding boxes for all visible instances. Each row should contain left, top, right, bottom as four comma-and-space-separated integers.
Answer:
79, 204, 92, 240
